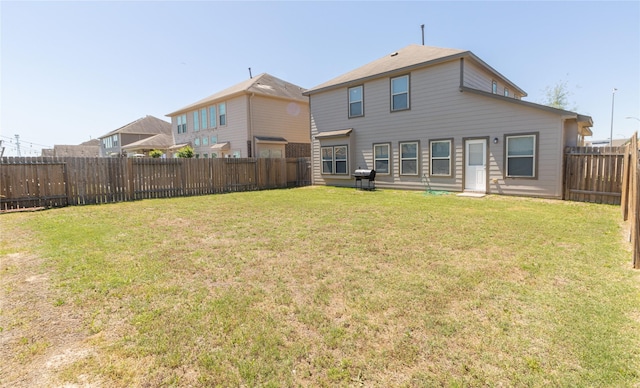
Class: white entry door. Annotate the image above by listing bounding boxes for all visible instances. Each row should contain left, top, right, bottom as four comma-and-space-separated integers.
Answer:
464, 139, 487, 192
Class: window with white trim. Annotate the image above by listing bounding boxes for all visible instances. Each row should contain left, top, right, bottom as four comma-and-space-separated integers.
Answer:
193, 111, 200, 131
492, 80, 498, 94
321, 145, 348, 175
210, 135, 217, 144
373, 143, 390, 174
209, 106, 217, 128
506, 134, 536, 178
219, 103, 226, 126
430, 139, 452, 176
399, 141, 419, 175
391, 75, 409, 111
200, 108, 207, 129
177, 114, 187, 134
504, 88, 509, 97
348, 85, 363, 118
194, 137, 200, 146
202, 136, 209, 146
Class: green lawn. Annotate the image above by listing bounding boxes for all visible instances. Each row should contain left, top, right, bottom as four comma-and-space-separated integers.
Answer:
1, 187, 639, 386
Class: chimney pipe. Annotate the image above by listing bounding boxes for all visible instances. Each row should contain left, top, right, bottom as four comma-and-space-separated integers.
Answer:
421, 24, 425, 45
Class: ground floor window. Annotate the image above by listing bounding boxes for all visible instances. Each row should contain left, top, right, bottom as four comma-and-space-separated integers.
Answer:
321, 145, 348, 174
373, 143, 390, 174
505, 133, 537, 178
399, 141, 419, 175
430, 139, 452, 176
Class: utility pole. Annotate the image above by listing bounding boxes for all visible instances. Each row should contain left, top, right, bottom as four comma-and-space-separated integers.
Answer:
609, 88, 617, 147
15, 134, 21, 157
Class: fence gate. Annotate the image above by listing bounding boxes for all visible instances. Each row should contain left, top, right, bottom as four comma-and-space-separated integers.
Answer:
563, 146, 625, 205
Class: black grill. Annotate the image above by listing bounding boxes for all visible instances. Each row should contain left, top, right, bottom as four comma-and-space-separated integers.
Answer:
353, 169, 376, 190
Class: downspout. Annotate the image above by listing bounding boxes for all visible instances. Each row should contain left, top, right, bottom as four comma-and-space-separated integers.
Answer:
249, 93, 255, 157
459, 57, 464, 91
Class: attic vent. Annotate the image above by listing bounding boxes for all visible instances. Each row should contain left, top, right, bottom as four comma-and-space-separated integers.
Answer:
390, 52, 398, 57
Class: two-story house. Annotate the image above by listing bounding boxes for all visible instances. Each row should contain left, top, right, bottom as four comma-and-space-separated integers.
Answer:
166, 73, 310, 159
99, 115, 172, 157
303, 44, 593, 198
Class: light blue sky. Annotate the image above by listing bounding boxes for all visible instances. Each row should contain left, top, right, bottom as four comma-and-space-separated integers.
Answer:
2, 1, 639, 156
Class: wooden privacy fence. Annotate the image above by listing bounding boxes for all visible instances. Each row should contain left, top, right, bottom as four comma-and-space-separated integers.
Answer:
619, 134, 639, 269
563, 146, 625, 205
0, 157, 311, 210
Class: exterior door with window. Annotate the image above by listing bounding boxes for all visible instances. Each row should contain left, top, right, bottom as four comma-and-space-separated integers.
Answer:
464, 139, 487, 192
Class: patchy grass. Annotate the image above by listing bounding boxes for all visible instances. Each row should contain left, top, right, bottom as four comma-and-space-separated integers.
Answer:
1, 186, 639, 386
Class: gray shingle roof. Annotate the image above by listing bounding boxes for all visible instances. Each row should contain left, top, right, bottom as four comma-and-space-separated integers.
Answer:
100, 115, 172, 138
166, 73, 307, 117
303, 44, 526, 97
304, 45, 467, 95
121, 133, 175, 150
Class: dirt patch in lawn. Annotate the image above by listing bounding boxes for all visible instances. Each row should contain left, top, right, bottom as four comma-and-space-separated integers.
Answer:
0, 252, 95, 387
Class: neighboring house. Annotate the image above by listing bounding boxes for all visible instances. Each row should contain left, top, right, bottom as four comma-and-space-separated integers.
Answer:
303, 44, 593, 199
41, 139, 100, 157
121, 134, 175, 157
98, 115, 172, 157
166, 73, 310, 159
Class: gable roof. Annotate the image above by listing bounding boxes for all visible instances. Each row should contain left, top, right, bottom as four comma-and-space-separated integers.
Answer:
121, 133, 175, 150
100, 115, 172, 138
303, 44, 525, 97
166, 73, 307, 117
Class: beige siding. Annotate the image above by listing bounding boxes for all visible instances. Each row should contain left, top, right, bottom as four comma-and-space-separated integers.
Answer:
250, 95, 310, 144
310, 60, 568, 198
464, 60, 518, 98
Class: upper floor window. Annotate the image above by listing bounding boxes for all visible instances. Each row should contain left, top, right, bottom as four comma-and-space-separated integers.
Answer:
373, 143, 390, 174
202, 136, 209, 146
193, 111, 200, 131
429, 139, 452, 176
505, 134, 537, 178
112, 134, 118, 147
219, 103, 227, 126
321, 145, 348, 175
399, 141, 419, 175
348, 85, 364, 118
492, 80, 498, 94
209, 106, 217, 128
210, 135, 217, 144
391, 75, 410, 111
177, 114, 187, 134
200, 108, 208, 129
504, 88, 509, 97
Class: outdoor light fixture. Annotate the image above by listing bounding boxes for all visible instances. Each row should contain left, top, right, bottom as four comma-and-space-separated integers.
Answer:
493, 137, 499, 144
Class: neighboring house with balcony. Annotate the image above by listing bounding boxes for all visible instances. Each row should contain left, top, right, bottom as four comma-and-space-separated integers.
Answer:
98, 115, 172, 157
166, 73, 310, 159
303, 44, 593, 199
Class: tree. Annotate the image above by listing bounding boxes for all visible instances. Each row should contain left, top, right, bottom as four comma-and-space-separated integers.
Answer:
176, 145, 194, 158
542, 80, 577, 111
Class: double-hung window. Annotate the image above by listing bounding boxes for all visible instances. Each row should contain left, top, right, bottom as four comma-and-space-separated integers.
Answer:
505, 134, 537, 178
373, 143, 390, 174
209, 106, 217, 128
399, 141, 419, 175
391, 75, 409, 111
321, 145, 348, 175
492, 80, 498, 94
194, 137, 200, 146
348, 86, 364, 118
193, 111, 200, 131
219, 103, 227, 126
430, 139, 452, 176
504, 88, 510, 97
200, 108, 207, 129
177, 114, 187, 134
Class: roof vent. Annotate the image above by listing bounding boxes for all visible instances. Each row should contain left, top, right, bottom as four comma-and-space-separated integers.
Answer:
390, 52, 398, 57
